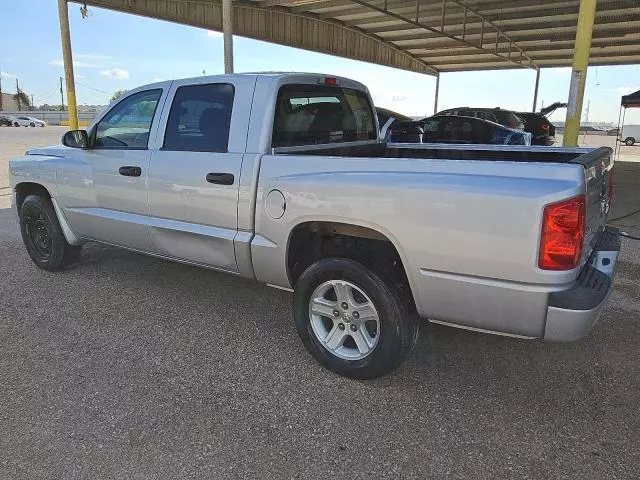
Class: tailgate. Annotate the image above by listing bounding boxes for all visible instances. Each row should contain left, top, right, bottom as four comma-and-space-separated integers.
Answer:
570, 147, 614, 264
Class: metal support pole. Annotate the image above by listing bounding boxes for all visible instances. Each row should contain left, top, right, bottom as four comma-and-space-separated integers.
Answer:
222, 0, 234, 74
60, 77, 65, 110
57, 0, 78, 130
563, 0, 596, 147
433, 73, 440, 114
532, 68, 541, 112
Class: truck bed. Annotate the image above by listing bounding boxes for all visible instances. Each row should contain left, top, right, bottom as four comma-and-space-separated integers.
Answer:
274, 142, 610, 166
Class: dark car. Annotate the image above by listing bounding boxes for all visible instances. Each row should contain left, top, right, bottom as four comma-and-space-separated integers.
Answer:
0, 115, 18, 127
436, 107, 525, 131
376, 107, 423, 143
418, 115, 532, 145
517, 102, 567, 146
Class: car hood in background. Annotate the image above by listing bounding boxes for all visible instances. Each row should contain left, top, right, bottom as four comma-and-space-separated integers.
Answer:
539, 102, 568, 117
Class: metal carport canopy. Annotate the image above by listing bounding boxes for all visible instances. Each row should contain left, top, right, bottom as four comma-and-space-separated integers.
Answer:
75, 0, 640, 75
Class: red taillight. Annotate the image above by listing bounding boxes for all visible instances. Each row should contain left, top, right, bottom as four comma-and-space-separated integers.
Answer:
541, 124, 550, 131
539, 195, 586, 270
324, 77, 337, 86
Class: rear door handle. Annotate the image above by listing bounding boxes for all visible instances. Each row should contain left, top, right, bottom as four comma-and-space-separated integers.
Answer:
206, 172, 234, 185
119, 166, 142, 177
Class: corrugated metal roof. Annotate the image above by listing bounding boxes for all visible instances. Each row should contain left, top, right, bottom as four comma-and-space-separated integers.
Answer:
74, 0, 640, 75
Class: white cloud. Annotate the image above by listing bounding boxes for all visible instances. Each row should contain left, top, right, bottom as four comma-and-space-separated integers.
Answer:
0, 71, 17, 78
49, 59, 102, 68
100, 68, 130, 79
207, 30, 223, 38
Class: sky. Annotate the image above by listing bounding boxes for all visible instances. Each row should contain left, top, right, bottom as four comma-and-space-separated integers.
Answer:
1, 1, 639, 124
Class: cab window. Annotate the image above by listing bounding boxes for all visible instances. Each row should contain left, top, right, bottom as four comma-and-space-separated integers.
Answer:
272, 84, 376, 147
94, 89, 162, 149
163, 84, 234, 152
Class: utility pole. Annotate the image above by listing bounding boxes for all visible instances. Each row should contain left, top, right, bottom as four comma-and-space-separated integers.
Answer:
585, 99, 590, 123
60, 76, 65, 111
16, 78, 21, 111
31, 94, 35, 110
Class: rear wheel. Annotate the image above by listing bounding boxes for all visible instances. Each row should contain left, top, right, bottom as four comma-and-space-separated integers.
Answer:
19, 195, 81, 271
625, 137, 635, 146
13, 121, 19, 127
293, 258, 418, 379
29, 122, 35, 127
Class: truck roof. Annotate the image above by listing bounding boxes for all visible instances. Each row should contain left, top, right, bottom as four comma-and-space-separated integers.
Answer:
145, 72, 369, 92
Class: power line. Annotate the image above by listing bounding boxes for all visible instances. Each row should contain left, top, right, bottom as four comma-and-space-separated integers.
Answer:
75, 81, 110, 94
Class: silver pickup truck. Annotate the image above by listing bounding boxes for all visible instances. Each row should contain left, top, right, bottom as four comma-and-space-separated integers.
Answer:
9, 73, 620, 379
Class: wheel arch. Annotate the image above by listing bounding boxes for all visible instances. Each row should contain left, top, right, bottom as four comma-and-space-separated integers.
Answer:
285, 220, 417, 309
14, 182, 52, 211
14, 182, 83, 245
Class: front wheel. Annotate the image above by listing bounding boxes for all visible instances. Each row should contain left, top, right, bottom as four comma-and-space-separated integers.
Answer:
625, 137, 635, 146
29, 122, 35, 127
19, 195, 82, 271
293, 258, 418, 379
13, 122, 19, 127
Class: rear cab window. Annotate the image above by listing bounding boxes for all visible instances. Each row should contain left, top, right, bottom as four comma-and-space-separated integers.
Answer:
272, 84, 377, 147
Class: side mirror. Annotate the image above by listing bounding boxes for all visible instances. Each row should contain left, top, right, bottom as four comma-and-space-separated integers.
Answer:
62, 129, 89, 149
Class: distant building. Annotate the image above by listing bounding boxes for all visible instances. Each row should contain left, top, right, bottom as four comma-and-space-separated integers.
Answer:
0, 92, 19, 111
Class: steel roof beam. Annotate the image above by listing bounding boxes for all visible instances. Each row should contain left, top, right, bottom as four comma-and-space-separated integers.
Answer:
75, 0, 439, 75
353, 3, 638, 34
411, 36, 640, 58
436, 56, 640, 72
347, 0, 536, 68
389, 21, 640, 49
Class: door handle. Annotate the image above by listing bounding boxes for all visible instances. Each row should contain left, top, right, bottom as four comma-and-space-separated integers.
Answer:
119, 166, 142, 177
206, 172, 234, 185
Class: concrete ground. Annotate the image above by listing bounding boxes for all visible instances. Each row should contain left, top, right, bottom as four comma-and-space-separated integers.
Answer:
1, 126, 639, 479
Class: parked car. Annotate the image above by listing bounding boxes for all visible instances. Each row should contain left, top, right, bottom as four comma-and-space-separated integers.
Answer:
436, 107, 525, 131
517, 102, 567, 146
419, 115, 532, 145
579, 125, 605, 134
376, 107, 423, 143
9, 73, 619, 379
0, 115, 18, 127
14, 116, 46, 127
620, 125, 640, 146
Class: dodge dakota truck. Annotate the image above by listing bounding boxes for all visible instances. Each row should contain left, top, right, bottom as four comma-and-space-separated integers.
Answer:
9, 73, 620, 379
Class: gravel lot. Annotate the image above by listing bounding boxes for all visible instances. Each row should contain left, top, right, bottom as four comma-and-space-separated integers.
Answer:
1, 126, 639, 479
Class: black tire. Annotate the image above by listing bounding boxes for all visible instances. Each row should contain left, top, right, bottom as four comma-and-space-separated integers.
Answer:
19, 195, 82, 271
14, 122, 19, 127
293, 258, 418, 379
625, 137, 635, 146
30, 122, 35, 127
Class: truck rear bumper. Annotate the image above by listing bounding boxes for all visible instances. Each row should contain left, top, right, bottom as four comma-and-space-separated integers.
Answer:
543, 227, 621, 341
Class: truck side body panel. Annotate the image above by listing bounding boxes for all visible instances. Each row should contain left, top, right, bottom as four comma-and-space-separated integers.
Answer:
252, 155, 586, 337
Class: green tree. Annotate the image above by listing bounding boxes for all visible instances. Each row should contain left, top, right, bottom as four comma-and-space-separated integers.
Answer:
109, 89, 128, 104
14, 90, 30, 111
